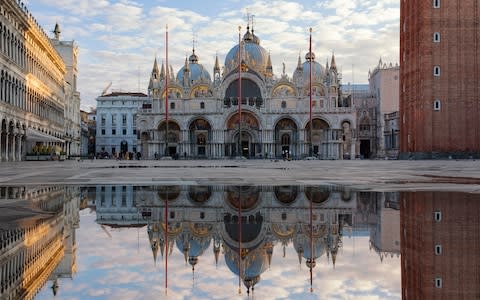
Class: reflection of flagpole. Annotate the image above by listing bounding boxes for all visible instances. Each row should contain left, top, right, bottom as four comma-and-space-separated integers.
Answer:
309, 188, 314, 293
238, 187, 242, 295
165, 188, 168, 294
165, 24, 169, 156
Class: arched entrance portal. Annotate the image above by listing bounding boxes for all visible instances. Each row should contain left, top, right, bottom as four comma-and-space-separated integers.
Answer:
305, 118, 329, 157
275, 118, 298, 159
158, 121, 180, 157
226, 112, 260, 158
189, 118, 212, 158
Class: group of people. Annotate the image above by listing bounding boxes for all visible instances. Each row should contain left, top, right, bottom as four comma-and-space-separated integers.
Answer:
95, 151, 142, 160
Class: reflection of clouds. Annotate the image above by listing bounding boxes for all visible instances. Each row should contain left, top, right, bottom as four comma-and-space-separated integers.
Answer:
36, 212, 399, 299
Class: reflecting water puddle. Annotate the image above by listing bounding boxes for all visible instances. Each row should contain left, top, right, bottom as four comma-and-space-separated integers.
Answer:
0, 185, 478, 299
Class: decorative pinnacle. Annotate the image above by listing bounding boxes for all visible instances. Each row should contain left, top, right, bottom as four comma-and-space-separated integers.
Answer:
238, 25, 242, 32
309, 27, 312, 33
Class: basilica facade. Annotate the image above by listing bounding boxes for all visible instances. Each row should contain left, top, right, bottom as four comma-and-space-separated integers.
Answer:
137, 26, 356, 160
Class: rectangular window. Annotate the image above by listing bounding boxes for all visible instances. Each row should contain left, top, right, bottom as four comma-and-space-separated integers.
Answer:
435, 245, 442, 255
101, 114, 106, 126
101, 129, 105, 135
133, 114, 137, 127
122, 129, 127, 135
435, 278, 442, 288
434, 211, 442, 222
133, 129, 137, 135
112, 114, 117, 126
434, 99, 441, 111
112, 129, 116, 135
122, 114, 127, 126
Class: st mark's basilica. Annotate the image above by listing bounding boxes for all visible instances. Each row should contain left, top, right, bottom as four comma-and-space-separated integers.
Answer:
137, 24, 356, 160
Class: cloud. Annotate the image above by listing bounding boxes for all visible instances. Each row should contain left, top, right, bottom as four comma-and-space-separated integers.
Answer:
28, 0, 399, 110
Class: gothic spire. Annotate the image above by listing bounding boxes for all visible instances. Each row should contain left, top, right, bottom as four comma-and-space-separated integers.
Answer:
214, 53, 220, 72
330, 52, 337, 71
296, 52, 303, 70
160, 61, 165, 80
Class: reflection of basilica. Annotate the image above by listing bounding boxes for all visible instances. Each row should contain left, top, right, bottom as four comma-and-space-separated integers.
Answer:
137, 20, 357, 159
0, 186, 80, 299
87, 184, 401, 294
135, 185, 366, 294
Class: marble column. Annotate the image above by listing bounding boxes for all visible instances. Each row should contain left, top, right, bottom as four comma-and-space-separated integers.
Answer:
5, 134, 9, 162
0, 132, 3, 162
10, 135, 16, 162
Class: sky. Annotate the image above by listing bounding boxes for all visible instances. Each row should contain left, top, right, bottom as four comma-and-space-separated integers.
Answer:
24, 0, 400, 111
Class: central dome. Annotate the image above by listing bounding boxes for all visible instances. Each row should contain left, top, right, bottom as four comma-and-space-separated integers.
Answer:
224, 26, 269, 74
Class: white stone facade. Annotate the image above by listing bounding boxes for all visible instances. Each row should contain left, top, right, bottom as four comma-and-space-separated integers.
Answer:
137, 27, 357, 160
95, 92, 150, 158
368, 60, 400, 158
50, 28, 82, 157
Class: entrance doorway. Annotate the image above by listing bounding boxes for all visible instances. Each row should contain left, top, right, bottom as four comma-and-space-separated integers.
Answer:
360, 140, 370, 159
168, 146, 177, 156
242, 141, 249, 157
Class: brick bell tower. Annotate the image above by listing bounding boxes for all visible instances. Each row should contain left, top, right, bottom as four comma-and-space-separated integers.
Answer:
400, 0, 480, 159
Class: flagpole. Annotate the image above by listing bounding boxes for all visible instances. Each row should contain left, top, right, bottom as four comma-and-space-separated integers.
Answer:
165, 24, 169, 157
309, 28, 313, 157
238, 26, 242, 158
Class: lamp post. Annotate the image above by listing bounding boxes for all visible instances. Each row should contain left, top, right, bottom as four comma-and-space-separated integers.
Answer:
237, 26, 242, 158
309, 27, 313, 157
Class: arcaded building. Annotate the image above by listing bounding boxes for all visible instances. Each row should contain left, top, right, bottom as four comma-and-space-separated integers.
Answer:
137, 25, 357, 160
0, 0, 81, 162
400, 0, 480, 159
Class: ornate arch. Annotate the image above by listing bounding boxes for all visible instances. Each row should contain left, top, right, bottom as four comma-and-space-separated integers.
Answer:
189, 84, 213, 99
222, 73, 265, 108
162, 85, 183, 99
271, 82, 297, 97
225, 110, 260, 130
